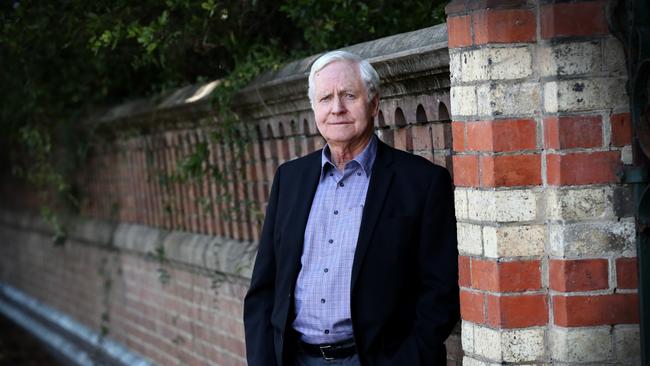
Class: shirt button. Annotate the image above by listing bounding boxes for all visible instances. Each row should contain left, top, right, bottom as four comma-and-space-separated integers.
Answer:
339, 182, 344, 187
321, 299, 326, 303
324, 268, 329, 273
324, 330, 330, 334
328, 239, 334, 244
333, 210, 339, 215
329, 173, 334, 177
357, 172, 362, 176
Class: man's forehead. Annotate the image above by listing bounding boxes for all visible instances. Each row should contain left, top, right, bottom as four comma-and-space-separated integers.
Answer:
314, 61, 362, 88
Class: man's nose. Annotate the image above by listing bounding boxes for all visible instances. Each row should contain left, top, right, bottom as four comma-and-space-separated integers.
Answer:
332, 95, 346, 114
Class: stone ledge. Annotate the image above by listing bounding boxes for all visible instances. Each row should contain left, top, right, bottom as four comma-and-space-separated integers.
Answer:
94, 24, 449, 128
0, 209, 256, 279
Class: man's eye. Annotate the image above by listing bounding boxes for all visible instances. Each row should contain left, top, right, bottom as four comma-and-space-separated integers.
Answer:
320, 96, 331, 102
345, 93, 355, 99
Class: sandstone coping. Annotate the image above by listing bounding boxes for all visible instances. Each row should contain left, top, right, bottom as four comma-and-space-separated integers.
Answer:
0, 209, 257, 280
94, 24, 448, 129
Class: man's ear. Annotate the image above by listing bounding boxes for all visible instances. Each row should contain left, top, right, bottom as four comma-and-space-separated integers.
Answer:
370, 94, 380, 117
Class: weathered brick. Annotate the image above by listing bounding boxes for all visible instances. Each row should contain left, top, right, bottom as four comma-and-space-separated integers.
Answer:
487, 294, 548, 328
614, 325, 641, 365
457, 222, 483, 255
452, 47, 532, 82
611, 112, 632, 147
539, 40, 602, 77
459, 255, 472, 287
480, 154, 541, 187
454, 188, 469, 220
467, 188, 538, 222
461, 290, 486, 323
452, 155, 479, 187
473, 9, 536, 44
393, 126, 413, 151
461, 320, 475, 356
622, 145, 633, 165
553, 293, 639, 327
544, 78, 628, 113
451, 86, 478, 117
467, 119, 536, 152
448, 15, 473, 48
546, 187, 614, 221
550, 326, 613, 363
471, 259, 541, 292
541, 1, 608, 39
546, 151, 620, 186
411, 124, 433, 150
483, 224, 545, 258
543, 115, 603, 149
477, 82, 540, 117
549, 220, 635, 258
452, 121, 466, 152
603, 37, 627, 76
616, 257, 638, 289
549, 258, 609, 292
430, 122, 450, 150
473, 325, 545, 362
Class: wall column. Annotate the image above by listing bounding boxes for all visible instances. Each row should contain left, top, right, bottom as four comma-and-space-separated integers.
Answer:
446, 0, 639, 364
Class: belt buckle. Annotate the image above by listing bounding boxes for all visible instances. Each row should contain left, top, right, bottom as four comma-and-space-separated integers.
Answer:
319, 344, 334, 361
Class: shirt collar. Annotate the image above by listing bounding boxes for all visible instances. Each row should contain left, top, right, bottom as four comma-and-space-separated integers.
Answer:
321, 134, 377, 178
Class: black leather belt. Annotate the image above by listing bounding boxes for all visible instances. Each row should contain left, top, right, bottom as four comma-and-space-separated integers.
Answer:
298, 338, 357, 360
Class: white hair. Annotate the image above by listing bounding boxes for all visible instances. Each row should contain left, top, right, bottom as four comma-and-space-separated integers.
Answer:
307, 50, 380, 109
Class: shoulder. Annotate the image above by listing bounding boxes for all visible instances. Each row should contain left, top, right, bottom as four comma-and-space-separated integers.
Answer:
276, 148, 322, 175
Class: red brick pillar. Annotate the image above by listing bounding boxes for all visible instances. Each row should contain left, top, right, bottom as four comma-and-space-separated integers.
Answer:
447, 0, 639, 364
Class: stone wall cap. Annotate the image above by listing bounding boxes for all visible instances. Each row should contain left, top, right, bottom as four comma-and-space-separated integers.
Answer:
94, 23, 447, 126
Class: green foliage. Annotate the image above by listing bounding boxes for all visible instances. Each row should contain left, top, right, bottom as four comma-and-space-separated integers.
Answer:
0, 0, 446, 223
281, 0, 447, 52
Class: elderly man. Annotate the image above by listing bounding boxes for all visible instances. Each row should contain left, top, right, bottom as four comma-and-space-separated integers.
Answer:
244, 51, 459, 366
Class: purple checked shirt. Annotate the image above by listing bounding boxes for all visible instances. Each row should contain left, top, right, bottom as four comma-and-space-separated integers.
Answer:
292, 135, 377, 345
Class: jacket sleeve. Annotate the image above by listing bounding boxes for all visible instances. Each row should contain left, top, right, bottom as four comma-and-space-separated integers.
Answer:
243, 167, 282, 366
413, 168, 461, 364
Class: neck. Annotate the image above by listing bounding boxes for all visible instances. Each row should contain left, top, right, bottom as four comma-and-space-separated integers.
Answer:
329, 134, 372, 171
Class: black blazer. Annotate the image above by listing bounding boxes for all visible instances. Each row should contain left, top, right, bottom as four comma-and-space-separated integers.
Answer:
244, 139, 460, 366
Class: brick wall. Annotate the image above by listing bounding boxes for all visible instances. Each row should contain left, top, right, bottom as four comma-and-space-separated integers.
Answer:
0, 25, 463, 365
447, 0, 639, 364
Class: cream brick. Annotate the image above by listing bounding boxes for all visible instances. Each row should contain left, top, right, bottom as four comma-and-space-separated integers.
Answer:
477, 82, 540, 117
546, 187, 614, 221
549, 219, 635, 257
544, 81, 559, 113
603, 37, 627, 77
614, 325, 640, 365
473, 324, 545, 363
543, 77, 628, 113
487, 47, 533, 80
539, 41, 602, 77
622, 145, 633, 164
455, 188, 469, 220
462, 356, 500, 366
449, 51, 463, 85
483, 224, 545, 258
457, 222, 483, 255
451, 86, 477, 117
502, 328, 545, 363
550, 326, 613, 363
474, 325, 502, 361
454, 47, 532, 82
467, 189, 538, 223
461, 320, 474, 355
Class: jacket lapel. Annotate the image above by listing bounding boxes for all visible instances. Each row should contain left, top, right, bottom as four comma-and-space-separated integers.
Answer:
285, 151, 322, 278
351, 140, 394, 292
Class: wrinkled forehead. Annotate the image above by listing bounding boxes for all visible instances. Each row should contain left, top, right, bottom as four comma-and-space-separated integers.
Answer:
313, 60, 363, 91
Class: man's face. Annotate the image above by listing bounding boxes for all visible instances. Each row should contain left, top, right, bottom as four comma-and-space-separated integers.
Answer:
312, 60, 378, 147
